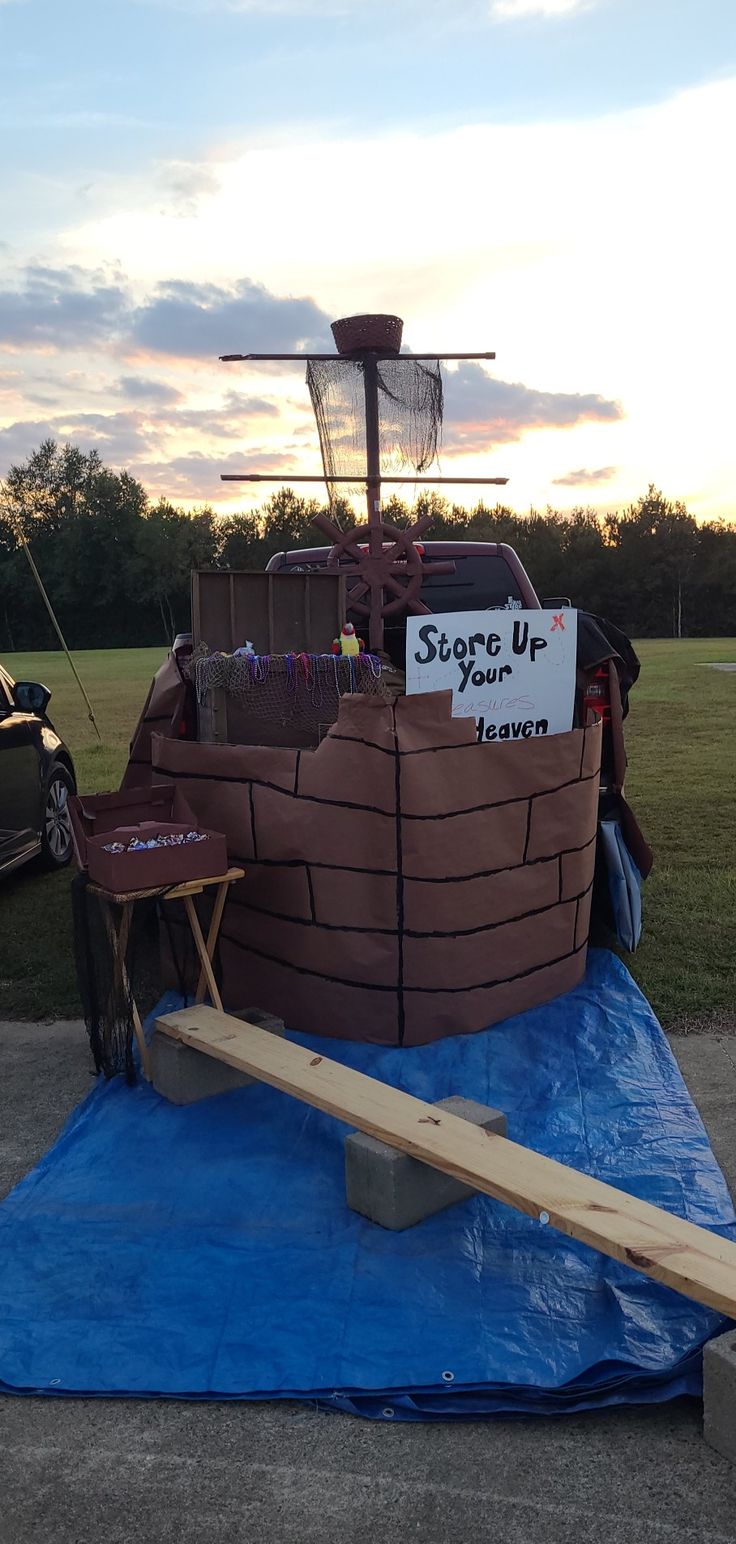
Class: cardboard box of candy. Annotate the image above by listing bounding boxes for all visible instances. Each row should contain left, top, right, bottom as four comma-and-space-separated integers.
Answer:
69, 785, 227, 892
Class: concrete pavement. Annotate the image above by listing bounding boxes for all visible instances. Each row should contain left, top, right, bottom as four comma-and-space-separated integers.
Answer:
1, 1017, 735, 1544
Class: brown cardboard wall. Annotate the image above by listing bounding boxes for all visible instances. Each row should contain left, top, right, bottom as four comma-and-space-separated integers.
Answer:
151, 691, 602, 1046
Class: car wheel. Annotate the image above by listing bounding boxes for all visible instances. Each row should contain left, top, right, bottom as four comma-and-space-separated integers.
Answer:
40, 765, 74, 869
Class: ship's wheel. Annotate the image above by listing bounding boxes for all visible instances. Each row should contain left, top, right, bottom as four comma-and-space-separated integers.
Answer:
312, 511, 455, 652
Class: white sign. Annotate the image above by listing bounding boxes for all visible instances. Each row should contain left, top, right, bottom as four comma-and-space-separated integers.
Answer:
405, 609, 578, 743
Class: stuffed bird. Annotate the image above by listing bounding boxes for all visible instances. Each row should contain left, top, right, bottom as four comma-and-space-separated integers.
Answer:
332, 623, 364, 657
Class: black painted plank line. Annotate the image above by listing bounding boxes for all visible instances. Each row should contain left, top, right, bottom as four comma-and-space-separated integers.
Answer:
155, 760, 599, 824
218, 928, 587, 997
248, 784, 258, 862
226, 882, 593, 940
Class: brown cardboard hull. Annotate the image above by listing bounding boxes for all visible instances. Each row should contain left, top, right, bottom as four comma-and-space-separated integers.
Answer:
121, 654, 188, 790
151, 691, 601, 1045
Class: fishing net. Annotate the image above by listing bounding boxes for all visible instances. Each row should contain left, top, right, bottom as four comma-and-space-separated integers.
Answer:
306, 357, 443, 497
189, 647, 395, 741
71, 872, 205, 1082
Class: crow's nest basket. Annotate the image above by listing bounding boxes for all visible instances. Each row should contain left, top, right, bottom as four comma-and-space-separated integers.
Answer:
331, 313, 404, 356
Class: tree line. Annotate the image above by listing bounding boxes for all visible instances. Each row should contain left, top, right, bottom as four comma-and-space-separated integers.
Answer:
1, 440, 734, 652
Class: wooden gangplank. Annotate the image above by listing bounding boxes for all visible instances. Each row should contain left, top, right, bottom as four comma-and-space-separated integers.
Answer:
156, 1005, 736, 1319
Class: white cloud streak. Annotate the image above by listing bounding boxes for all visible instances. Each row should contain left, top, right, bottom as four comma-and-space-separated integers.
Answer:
491, 0, 596, 17
552, 465, 618, 487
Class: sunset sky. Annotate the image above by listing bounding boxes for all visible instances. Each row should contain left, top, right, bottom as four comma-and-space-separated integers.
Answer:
1, 0, 734, 521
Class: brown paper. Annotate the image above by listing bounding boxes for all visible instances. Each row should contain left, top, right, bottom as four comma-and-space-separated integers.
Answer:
151, 691, 602, 1045
121, 653, 188, 790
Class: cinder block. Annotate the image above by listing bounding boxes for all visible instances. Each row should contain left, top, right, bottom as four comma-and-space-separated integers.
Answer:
345, 1095, 507, 1230
704, 1328, 736, 1464
151, 1007, 285, 1105
232, 1007, 286, 1037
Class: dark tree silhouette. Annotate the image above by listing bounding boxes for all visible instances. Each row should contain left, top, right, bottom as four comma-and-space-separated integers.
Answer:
1, 442, 734, 650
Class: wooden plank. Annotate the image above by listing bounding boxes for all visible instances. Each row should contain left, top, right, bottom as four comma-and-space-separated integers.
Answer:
165, 867, 244, 901
267, 572, 275, 652
191, 570, 202, 647
197, 683, 228, 745
191, 570, 345, 655
88, 868, 245, 906
156, 1003, 736, 1319
229, 572, 236, 652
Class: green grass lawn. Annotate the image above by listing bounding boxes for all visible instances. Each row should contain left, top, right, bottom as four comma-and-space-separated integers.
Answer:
617, 639, 736, 1028
0, 639, 734, 1026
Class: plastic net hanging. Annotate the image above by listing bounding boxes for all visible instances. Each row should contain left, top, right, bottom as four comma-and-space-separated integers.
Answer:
306, 357, 443, 497
189, 647, 396, 741
71, 875, 202, 1082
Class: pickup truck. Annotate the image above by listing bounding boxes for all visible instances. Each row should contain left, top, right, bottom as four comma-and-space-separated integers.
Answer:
128, 540, 651, 941
265, 538, 635, 786
264, 538, 652, 938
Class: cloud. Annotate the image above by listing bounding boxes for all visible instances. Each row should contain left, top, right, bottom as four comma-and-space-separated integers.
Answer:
0, 264, 332, 362
0, 411, 153, 468
118, 375, 183, 405
0, 419, 60, 466
135, 447, 295, 499
167, 395, 280, 436
0, 268, 621, 500
0, 266, 128, 350
130, 278, 332, 359
159, 162, 222, 218
491, 0, 595, 17
0, 394, 295, 500
552, 465, 618, 487
440, 362, 622, 453
0, 392, 286, 469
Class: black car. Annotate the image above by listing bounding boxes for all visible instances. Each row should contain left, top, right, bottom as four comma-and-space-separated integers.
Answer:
0, 664, 77, 877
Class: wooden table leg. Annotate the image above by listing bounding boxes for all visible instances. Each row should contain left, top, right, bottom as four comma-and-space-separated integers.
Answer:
195, 880, 230, 1004
99, 898, 152, 1081
130, 998, 152, 1081
184, 893, 224, 1013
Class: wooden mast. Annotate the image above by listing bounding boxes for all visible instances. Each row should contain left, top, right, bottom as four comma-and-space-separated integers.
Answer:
362, 352, 384, 653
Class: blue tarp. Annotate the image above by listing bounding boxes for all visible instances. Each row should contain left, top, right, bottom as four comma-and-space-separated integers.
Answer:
0, 950, 733, 1419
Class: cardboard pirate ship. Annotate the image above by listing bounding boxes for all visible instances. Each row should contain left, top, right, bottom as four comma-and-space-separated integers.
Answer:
122, 313, 642, 1046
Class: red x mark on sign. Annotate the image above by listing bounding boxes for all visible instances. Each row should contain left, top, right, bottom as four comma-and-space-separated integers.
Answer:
550, 613, 565, 631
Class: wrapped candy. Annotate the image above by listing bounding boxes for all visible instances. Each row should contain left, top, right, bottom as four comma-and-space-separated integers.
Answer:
102, 831, 209, 854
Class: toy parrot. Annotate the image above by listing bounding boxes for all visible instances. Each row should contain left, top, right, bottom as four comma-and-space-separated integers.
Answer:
332, 623, 364, 657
